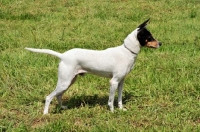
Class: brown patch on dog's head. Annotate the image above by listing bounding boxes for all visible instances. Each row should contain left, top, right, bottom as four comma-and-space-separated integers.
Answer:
146, 40, 161, 48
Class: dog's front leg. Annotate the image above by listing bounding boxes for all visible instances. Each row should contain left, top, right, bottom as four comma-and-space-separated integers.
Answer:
118, 78, 124, 109
118, 79, 127, 111
108, 79, 119, 112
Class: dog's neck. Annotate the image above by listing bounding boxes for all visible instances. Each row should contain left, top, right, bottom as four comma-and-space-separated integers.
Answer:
123, 28, 141, 55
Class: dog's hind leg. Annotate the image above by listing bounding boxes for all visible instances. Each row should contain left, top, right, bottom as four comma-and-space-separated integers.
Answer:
56, 75, 77, 109
56, 92, 67, 109
43, 62, 76, 115
43, 79, 72, 115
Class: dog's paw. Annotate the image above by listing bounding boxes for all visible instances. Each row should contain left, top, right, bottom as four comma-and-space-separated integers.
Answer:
110, 109, 114, 113
108, 107, 114, 113
119, 107, 127, 111
43, 113, 50, 116
43, 111, 49, 115
122, 108, 127, 111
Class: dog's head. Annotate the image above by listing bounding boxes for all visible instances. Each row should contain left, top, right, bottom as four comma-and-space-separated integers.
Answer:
137, 18, 162, 48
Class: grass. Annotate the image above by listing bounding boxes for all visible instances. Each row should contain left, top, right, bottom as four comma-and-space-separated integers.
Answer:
0, 0, 200, 131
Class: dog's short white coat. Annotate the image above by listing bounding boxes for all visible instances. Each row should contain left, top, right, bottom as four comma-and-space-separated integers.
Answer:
25, 28, 142, 114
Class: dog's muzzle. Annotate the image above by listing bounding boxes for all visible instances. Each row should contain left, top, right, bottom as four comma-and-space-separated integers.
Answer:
156, 41, 162, 48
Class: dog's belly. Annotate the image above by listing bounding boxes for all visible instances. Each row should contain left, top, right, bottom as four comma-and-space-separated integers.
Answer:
76, 66, 113, 78
84, 68, 113, 78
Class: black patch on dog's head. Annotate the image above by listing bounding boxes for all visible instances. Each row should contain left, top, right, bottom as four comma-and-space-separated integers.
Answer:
137, 18, 156, 46
137, 28, 155, 46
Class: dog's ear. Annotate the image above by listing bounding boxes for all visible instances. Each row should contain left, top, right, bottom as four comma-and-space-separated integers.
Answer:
137, 18, 150, 31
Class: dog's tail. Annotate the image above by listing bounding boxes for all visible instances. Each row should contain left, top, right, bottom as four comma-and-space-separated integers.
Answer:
25, 47, 62, 59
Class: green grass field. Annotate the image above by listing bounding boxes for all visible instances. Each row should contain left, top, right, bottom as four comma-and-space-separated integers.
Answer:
1, 0, 200, 131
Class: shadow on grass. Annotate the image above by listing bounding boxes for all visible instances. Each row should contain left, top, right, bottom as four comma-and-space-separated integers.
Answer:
63, 94, 108, 109
49, 91, 133, 114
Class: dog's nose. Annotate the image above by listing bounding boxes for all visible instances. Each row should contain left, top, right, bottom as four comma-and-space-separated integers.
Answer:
159, 42, 162, 46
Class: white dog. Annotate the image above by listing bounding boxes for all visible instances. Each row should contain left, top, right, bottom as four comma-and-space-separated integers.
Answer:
25, 19, 161, 114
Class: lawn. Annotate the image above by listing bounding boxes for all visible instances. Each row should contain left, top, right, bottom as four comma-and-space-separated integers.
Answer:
0, 0, 200, 131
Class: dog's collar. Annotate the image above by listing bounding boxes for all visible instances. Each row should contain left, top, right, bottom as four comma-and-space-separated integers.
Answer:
124, 44, 138, 55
